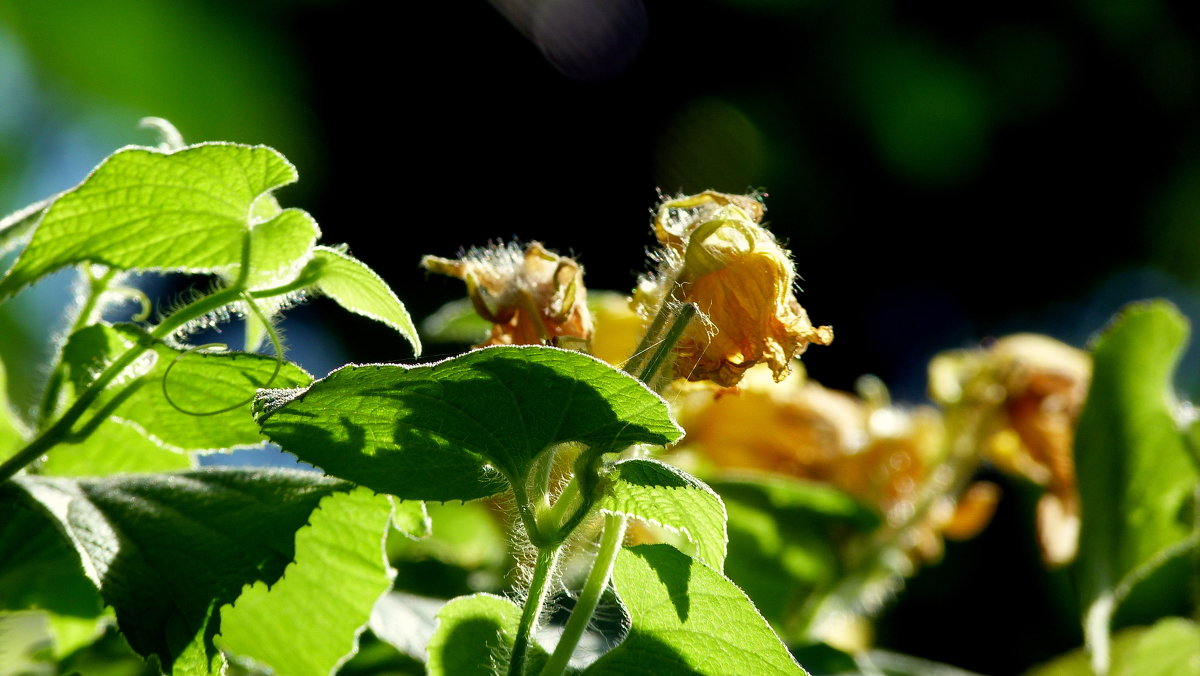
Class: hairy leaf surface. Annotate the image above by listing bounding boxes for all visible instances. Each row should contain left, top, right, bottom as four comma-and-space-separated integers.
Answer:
217, 488, 396, 676
0, 144, 311, 298
585, 544, 807, 675
598, 459, 728, 569
256, 346, 682, 501
1074, 302, 1200, 668
13, 468, 352, 671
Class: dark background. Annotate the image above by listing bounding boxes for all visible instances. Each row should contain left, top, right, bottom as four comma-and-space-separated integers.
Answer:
2, 1, 1198, 673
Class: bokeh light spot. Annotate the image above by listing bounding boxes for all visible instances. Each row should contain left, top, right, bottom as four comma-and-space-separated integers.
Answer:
531, 0, 648, 81
654, 98, 767, 195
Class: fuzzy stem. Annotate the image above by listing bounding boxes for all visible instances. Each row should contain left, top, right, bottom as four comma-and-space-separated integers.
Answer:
540, 513, 626, 676
543, 472, 582, 535
0, 282, 247, 483
634, 303, 697, 391
35, 267, 118, 429
510, 546, 560, 676
536, 303, 695, 675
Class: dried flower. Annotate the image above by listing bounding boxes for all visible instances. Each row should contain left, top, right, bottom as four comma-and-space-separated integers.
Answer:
667, 364, 988, 563
422, 241, 592, 349
929, 334, 1091, 566
636, 191, 832, 387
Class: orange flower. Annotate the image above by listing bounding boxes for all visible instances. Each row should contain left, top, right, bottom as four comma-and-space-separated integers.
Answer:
929, 334, 1091, 566
422, 242, 592, 349
636, 192, 832, 387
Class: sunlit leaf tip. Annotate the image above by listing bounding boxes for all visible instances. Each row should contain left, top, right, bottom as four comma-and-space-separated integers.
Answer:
0, 142, 301, 300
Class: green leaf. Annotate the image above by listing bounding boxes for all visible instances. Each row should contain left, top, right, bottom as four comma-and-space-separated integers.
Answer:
0, 144, 310, 299
12, 468, 352, 672
392, 499, 432, 539
0, 197, 50, 260
256, 346, 682, 502
707, 476, 878, 631
585, 544, 808, 675
40, 417, 193, 476
1074, 301, 1200, 670
421, 297, 491, 344
57, 324, 310, 460
1026, 618, 1200, 676
310, 246, 421, 355
369, 592, 444, 663
0, 357, 28, 463
217, 488, 395, 676
426, 593, 549, 676
0, 483, 108, 657
598, 458, 728, 569
244, 208, 320, 288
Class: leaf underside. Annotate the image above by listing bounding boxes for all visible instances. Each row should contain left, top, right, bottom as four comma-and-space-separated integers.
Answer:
11, 468, 353, 672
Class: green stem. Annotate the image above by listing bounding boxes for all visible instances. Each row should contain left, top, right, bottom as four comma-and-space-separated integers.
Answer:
621, 277, 683, 378
543, 473, 582, 535
0, 282, 250, 483
540, 513, 626, 676
510, 546, 560, 676
634, 303, 697, 391
36, 268, 118, 429
537, 303, 695, 676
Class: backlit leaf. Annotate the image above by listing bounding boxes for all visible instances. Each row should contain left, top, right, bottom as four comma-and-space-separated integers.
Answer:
598, 458, 728, 569
426, 593, 549, 676
56, 324, 310, 464
584, 544, 807, 675
310, 246, 421, 355
1074, 301, 1200, 671
0, 144, 308, 299
217, 488, 395, 676
256, 346, 682, 502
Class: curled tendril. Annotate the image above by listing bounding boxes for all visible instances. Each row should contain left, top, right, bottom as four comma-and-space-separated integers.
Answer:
105, 286, 153, 322
161, 292, 284, 416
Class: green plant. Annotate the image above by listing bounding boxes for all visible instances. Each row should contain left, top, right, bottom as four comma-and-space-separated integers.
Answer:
0, 126, 1196, 676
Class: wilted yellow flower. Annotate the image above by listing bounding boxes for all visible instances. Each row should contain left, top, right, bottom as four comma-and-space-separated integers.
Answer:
636, 191, 832, 387
668, 364, 993, 564
929, 334, 1091, 566
422, 241, 593, 348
